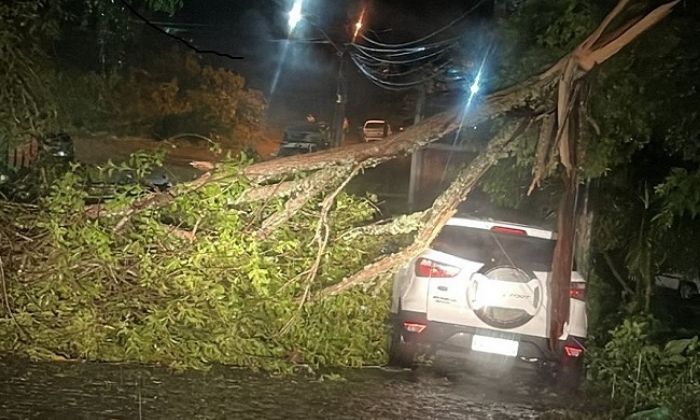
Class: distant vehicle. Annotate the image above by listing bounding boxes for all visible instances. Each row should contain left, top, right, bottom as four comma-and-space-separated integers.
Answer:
362, 120, 392, 142
390, 211, 588, 388
41, 133, 74, 160
275, 123, 330, 157
655, 273, 700, 299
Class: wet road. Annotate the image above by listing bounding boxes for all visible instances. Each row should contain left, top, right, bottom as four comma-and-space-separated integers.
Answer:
0, 358, 592, 419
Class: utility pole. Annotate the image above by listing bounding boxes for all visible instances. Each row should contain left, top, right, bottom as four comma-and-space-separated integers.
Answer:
331, 51, 347, 148
408, 81, 428, 210
413, 83, 427, 125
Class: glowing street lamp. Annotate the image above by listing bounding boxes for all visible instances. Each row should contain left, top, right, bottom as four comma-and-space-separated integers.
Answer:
287, 0, 304, 34
469, 71, 481, 95
469, 80, 480, 95
352, 8, 366, 42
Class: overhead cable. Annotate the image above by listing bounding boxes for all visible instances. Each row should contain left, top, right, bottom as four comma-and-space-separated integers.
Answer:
350, 54, 453, 90
359, 0, 488, 48
350, 36, 461, 54
350, 45, 452, 65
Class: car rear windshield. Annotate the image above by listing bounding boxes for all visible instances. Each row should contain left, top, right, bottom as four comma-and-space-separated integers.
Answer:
365, 122, 386, 129
431, 225, 555, 271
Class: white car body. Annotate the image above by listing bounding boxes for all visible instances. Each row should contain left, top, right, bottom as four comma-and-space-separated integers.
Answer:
390, 215, 588, 381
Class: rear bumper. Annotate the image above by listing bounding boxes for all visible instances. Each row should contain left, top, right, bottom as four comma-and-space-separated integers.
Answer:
394, 310, 585, 370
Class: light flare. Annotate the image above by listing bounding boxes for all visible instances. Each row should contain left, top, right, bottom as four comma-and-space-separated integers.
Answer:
438, 41, 493, 187
469, 71, 481, 95
352, 8, 366, 42
287, 0, 304, 33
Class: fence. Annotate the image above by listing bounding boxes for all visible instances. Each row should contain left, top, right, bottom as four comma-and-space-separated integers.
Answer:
4, 138, 40, 169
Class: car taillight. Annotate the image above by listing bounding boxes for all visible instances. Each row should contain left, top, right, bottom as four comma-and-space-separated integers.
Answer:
564, 344, 584, 358
403, 322, 426, 334
490, 226, 527, 236
415, 258, 460, 278
570, 282, 586, 301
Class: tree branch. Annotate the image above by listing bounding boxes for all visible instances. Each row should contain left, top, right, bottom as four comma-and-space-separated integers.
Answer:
256, 167, 353, 238
340, 211, 426, 240
603, 252, 635, 295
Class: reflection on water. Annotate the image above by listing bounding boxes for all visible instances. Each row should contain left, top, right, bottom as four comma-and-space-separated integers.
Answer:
0, 358, 591, 419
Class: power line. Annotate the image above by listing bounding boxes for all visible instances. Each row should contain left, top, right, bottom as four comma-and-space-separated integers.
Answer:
359, 0, 488, 48
118, 0, 244, 60
350, 36, 460, 54
350, 54, 452, 90
355, 56, 453, 79
350, 44, 453, 65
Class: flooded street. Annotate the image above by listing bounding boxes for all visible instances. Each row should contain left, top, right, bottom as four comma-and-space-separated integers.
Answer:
0, 358, 592, 419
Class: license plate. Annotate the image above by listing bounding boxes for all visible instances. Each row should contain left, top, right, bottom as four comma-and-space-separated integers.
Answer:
471, 335, 519, 357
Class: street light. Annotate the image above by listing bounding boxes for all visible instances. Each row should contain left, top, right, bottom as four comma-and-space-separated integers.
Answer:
352, 8, 366, 42
469, 75, 481, 95
287, 0, 303, 34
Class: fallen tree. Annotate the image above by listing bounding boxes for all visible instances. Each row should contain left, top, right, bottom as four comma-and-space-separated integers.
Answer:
0, 0, 680, 371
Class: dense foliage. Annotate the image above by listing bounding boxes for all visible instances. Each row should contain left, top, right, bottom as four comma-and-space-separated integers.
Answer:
1, 0, 263, 154
589, 317, 700, 419
53, 51, 266, 146
0, 2, 61, 148
0, 156, 398, 371
487, 0, 700, 311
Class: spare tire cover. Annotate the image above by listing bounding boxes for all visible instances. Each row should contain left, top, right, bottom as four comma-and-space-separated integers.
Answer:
467, 265, 543, 329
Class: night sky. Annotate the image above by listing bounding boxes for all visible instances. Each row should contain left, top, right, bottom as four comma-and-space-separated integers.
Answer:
148, 0, 492, 129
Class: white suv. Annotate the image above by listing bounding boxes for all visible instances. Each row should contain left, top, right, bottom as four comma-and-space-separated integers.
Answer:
390, 215, 588, 386
362, 120, 392, 142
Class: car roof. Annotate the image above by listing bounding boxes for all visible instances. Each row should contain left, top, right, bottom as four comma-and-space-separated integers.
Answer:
286, 123, 322, 132
364, 119, 387, 124
451, 192, 556, 239
446, 217, 555, 240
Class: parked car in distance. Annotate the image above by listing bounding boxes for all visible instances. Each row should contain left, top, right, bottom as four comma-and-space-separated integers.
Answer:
390, 212, 588, 389
41, 132, 75, 160
655, 273, 700, 300
362, 119, 392, 142
275, 123, 330, 157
